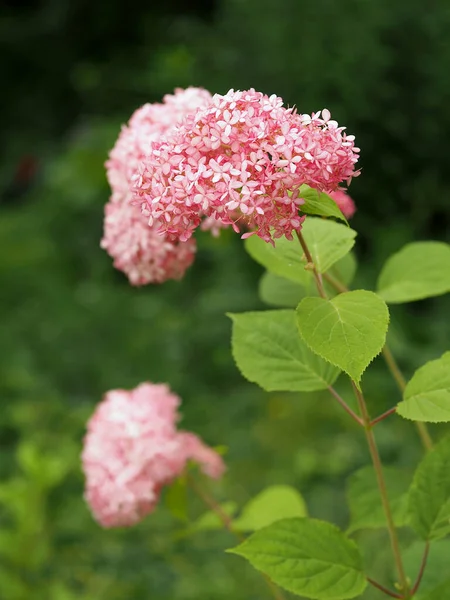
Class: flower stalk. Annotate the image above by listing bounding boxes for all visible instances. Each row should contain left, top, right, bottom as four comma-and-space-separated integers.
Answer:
296, 230, 327, 299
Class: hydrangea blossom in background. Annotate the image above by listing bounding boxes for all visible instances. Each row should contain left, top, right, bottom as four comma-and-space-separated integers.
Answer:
132, 88, 360, 244
103, 87, 212, 284
106, 87, 213, 201
101, 201, 196, 285
330, 189, 356, 219
82, 382, 225, 528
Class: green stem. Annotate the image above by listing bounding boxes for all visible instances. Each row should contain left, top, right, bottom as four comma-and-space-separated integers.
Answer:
381, 346, 433, 451
187, 476, 286, 600
352, 383, 410, 598
296, 230, 327, 299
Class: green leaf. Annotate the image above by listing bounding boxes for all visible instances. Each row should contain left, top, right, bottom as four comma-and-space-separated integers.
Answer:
408, 435, 450, 541
299, 185, 348, 224
259, 253, 357, 307
397, 352, 450, 422
245, 234, 310, 285
259, 272, 305, 307
376, 241, 450, 304
228, 517, 366, 600
346, 466, 410, 533
296, 291, 389, 385
233, 485, 307, 532
228, 310, 340, 392
302, 217, 357, 274
403, 540, 450, 599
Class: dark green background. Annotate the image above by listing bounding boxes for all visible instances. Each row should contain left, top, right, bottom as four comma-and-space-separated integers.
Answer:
1, 1, 449, 598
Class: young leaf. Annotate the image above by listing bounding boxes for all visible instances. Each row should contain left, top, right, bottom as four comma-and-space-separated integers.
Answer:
346, 466, 410, 533
233, 485, 307, 532
296, 291, 389, 385
299, 185, 348, 224
259, 253, 357, 307
228, 310, 340, 392
376, 241, 450, 304
301, 217, 356, 274
397, 352, 450, 422
408, 435, 450, 541
403, 540, 450, 598
245, 234, 311, 285
228, 517, 367, 600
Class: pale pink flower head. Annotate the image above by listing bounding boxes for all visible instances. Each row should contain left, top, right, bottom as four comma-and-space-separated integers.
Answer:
329, 188, 356, 219
101, 200, 196, 285
103, 87, 211, 283
82, 382, 225, 528
106, 87, 213, 203
132, 89, 359, 244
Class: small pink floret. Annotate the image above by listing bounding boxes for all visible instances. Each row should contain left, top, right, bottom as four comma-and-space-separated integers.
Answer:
82, 383, 226, 528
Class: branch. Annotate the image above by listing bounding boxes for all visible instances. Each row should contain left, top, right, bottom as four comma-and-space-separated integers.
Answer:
367, 577, 403, 599
370, 407, 397, 427
411, 543, 430, 596
327, 386, 364, 426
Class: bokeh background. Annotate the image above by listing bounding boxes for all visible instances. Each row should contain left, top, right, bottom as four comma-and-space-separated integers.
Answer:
1, 1, 450, 598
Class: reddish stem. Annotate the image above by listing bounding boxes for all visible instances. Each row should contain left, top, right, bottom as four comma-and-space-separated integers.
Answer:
370, 407, 397, 427
296, 230, 327, 299
411, 543, 430, 596
327, 386, 364, 426
367, 577, 403, 599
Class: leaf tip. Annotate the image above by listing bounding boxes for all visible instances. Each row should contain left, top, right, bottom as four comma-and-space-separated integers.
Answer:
225, 543, 244, 556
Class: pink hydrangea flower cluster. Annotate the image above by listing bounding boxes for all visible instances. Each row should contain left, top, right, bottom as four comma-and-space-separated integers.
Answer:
82, 382, 225, 528
330, 189, 356, 219
132, 88, 360, 244
103, 87, 212, 284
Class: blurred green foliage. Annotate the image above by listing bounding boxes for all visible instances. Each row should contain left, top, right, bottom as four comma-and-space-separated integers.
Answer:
1, 0, 449, 598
